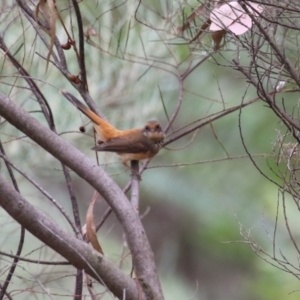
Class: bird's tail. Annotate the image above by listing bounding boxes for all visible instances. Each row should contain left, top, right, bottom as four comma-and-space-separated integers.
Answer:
60, 90, 120, 141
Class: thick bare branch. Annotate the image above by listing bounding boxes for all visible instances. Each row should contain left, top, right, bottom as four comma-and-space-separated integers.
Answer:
0, 173, 139, 300
0, 92, 164, 300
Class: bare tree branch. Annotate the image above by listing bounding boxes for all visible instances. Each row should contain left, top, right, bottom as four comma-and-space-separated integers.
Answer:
0, 172, 139, 300
0, 91, 164, 300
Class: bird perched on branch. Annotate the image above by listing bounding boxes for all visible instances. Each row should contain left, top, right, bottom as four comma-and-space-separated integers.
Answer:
61, 91, 164, 169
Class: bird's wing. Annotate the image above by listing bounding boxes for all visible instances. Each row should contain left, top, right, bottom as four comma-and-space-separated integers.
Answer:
91, 137, 152, 153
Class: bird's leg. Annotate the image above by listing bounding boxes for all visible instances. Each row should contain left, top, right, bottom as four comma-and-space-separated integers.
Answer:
123, 161, 141, 180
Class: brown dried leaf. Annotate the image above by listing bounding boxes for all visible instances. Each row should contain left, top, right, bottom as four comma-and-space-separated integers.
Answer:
176, 3, 206, 35
86, 192, 104, 255
211, 29, 226, 51
35, 0, 47, 23
189, 18, 211, 43
68, 74, 81, 84
85, 27, 98, 40
35, 0, 57, 72
61, 41, 71, 50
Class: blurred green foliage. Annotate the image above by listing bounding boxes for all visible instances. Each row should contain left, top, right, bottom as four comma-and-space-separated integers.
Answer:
1, 0, 300, 299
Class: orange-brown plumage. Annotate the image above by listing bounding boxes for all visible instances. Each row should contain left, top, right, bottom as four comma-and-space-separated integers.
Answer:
61, 91, 164, 166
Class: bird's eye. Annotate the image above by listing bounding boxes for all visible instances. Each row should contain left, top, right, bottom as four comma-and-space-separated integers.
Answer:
145, 126, 150, 131
155, 124, 161, 131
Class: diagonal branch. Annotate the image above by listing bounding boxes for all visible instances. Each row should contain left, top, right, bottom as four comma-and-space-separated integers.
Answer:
0, 173, 138, 300
0, 92, 164, 300
0, 141, 25, 300
71, 0, 88, 91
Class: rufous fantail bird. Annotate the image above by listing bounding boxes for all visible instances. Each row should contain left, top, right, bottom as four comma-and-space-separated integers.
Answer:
61, 91, 164, 168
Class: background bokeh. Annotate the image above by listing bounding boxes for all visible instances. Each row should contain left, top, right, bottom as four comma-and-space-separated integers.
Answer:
0, 1, 299, 299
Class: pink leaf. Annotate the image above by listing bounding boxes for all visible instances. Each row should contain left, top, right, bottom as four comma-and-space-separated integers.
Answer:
228, 14, 252, 35
210, 2, 244, 31
209, 1, 264, 35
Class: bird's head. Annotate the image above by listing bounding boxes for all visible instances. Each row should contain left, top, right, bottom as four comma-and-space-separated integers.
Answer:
142, 120, 165, 143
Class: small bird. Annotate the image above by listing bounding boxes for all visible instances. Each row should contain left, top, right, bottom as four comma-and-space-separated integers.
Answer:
61, 91, 164, 168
